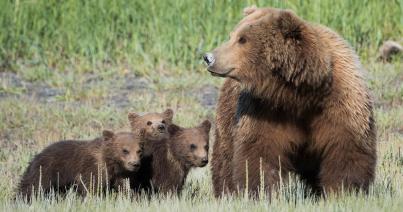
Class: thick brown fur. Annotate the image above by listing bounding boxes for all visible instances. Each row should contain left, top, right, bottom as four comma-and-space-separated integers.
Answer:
128, 109, 173, 142
129, 120, 211, 194
207, 7, 376, 197
17, 130, 146, 201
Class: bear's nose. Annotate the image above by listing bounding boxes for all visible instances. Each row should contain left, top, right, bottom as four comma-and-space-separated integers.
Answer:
158, 124, 165, 131
203, 53, 215, 66
201, 157, 208, 164
129, 161, 140, 167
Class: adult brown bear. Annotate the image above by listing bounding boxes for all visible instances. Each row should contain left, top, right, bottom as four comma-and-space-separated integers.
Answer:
204, 6, 376, 197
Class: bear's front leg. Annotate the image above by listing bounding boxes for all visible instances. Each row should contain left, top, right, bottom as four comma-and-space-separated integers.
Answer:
212, 79, 241, 197
211, 129, 225, 195
111, 177, 130, 193
232, 138, 294, 198
212, 128, 236, 197
311, 115, 377, 194
231, 120, 302, 197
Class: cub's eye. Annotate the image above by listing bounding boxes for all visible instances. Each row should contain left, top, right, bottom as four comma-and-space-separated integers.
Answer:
238, 36, 247, 44
190, 144, 197, 150
137, 150, 142, 154
204, 145, 209, 150
122, 149, 129, 155
147, 121, 152, 126
161, 120, 166, 124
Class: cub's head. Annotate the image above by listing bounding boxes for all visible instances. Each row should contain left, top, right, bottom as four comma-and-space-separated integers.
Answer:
169, 120, 211, 168
204, 6, 331, 95
103, 129, 146, 172
128, 109, 173, 141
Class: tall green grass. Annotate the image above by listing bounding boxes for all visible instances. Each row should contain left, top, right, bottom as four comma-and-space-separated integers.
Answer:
0, 0, 402, 75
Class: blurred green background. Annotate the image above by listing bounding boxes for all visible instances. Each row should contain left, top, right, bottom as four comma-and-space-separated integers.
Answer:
1, 0, 402, 75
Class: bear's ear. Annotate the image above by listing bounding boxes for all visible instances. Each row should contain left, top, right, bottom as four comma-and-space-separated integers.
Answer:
199, 120, 211, 134
163, 108, 174, 121
102, 130, 115, 141
168, 124, 182, 136
128, 112, 140, 127
277, 9, 304, 40
243, 5, 257, 16
128, 112, 140, 121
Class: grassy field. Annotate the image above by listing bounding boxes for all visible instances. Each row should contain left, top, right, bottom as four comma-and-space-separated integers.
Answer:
0, 0, 402, 211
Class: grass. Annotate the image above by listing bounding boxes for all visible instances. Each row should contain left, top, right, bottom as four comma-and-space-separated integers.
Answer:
0, 0, 403, 211
1, 0, 402, 75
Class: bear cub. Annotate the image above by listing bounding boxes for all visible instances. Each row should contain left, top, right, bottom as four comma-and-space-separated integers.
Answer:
128, 109, 211, 194
128, 108, 173, 144
17, 129, 146, 200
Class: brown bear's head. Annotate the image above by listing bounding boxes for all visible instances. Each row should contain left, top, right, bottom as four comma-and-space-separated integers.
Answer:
102, 129, 146, 172
128, 109, 173, 141
204, 7, 331, 99
169, 120, 211, 168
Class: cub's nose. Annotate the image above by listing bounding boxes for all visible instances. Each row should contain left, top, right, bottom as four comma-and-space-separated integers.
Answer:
203, 53, 215, 66
129, 161, 140, 168
158, 124, 165, 131
201, 157, 208, 165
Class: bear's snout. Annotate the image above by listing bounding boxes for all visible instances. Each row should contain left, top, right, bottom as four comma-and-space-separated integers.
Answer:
157, 124, 165, 132
201, 157, 208, 166
203, 53, 215, 66
203, 51, 237, 79
127, 161, 141, 171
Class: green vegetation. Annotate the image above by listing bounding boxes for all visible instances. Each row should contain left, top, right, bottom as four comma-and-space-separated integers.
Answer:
0, 0, 402, 211
1, 0, 402, 75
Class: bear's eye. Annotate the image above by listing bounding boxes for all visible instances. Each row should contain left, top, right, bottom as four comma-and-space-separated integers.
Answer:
122, 149, 130, 155
204, 145, 209, 150
147, 121, 152, 126
161, 120, 166, 124
190, 144, 197, 150
238, 36, 247, 44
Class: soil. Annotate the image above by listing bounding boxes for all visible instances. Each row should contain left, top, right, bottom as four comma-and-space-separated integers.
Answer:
0, 71, 219, 109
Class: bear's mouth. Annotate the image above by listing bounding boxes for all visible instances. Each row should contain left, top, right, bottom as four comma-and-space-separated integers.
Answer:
208, 68, 240, 82
199, 161, 208, 167
209, 71, 226, 77
148, 132, 168, 140
207, 67, 234, 78
126, 164, 140, 172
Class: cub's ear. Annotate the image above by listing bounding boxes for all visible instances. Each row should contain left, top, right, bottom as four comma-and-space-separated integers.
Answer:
128, 112, 140, 127
128, 112, 140, 121
277, 9, 304, 40
243, 5, 257, 16
102, 130, 115, 141
199, 120, 212, 134
163, 108, 174, 121
168, 124, 181, 136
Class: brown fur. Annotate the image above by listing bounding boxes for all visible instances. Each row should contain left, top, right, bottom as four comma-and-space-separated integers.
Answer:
129, 120, 211, 194
378, 40, 402, 62
207, 7, 376, 197
17, 130, 146, 200
128, 109, 173, 142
